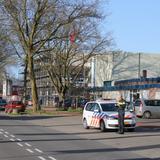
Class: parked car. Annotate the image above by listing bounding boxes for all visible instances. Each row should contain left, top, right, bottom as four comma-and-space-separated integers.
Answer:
5, 100, 26, 113
134, 99, 160, 119
82, 99, 136, 132
0, 99, 7, 111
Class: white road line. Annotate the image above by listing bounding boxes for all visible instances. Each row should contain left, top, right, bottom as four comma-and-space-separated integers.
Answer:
35, 148, 43, 153
48, 156, 57, 160
0, 131, 3, 134
10, 138, 15, 141
5, 132, 9, 134
4, 134, 8, 138
25, 143, 32, 147
17, 143, 23, 147
26, 148, 34, 153
10, 135, 15, 138
38, 156, 46, 160
0, 129, 4, 131
17, 138, 22, 141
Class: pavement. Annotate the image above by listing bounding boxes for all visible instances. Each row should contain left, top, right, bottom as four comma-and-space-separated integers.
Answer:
12, 114, 159, 159
1, 112, 160, 159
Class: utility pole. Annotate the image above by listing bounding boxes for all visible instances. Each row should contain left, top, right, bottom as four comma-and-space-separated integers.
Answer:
138, 53, 141, 78
91, 56, 96, 100
93, 56, 96, 100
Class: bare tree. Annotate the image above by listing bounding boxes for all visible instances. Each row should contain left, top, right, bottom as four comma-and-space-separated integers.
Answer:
0, 0, 111, 111
36, 1, 112, 107
0, 27, 16, 80
0, 0, 112, 111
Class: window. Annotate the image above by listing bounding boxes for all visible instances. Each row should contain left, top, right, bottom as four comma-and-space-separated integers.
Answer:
2, 100, 6, 104
134, 100, 141, 106
100, 103, 118, 112
85, 103, 95, 111
94, 104, 100, 112
144, 100, 160, 106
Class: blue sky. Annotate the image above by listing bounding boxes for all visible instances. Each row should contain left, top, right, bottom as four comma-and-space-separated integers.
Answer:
101, 0, 160, 54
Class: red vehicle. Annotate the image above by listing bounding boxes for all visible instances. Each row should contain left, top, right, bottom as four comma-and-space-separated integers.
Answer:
5, 101, 26, 113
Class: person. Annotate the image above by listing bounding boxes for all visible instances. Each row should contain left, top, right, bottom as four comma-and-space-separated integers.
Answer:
117, 95, 126, 134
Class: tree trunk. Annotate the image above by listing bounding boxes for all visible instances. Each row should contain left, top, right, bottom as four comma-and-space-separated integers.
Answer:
23, 62, 27, 104
58, 91, 66, 109
28, 55, 40, 112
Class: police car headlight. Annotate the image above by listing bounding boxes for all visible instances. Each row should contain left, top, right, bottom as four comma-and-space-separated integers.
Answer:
108, 117, 116, 120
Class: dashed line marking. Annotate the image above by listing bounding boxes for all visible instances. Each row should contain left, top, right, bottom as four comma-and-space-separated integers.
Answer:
48, 156, 57, 160
4, 134, 8, 138
10, 135, 15, 138
25, 143, 32, 147
17, 138, 22, 141
38, 156, 46, 160
10, 138, 15, 141
35, 148, 43, 153
17, 143, 23, 147
26, 148, 34, 153
0, 129, 56, 160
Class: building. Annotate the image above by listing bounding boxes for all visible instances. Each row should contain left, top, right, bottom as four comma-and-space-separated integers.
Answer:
88, 52, 160, 101
90, 52, 160, 87
24, 52, 160, 106
25, 59, 89, 107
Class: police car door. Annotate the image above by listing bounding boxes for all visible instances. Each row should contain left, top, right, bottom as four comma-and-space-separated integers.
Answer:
85, 103, 95, 127
90, 103, 101, 127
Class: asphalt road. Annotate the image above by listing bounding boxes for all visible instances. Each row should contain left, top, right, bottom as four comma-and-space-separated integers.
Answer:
0, 113, 160, 160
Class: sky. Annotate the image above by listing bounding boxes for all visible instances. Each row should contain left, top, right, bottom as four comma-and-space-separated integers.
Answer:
101, 0, 160, 54
7, 0, 160, 78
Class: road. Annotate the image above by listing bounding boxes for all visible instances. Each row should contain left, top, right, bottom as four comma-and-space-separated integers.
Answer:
0, 113, 160, 160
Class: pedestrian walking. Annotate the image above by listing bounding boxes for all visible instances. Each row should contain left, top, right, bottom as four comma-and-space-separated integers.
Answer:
117, 95, 126, 134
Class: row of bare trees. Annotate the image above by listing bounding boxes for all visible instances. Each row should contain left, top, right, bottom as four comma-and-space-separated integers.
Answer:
0, 0, 112, 112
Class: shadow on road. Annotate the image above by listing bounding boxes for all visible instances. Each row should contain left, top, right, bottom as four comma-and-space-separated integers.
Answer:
0, 115, 64, 121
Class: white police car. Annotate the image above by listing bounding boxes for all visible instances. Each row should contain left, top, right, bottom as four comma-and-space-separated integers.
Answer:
82, 99, 136, 132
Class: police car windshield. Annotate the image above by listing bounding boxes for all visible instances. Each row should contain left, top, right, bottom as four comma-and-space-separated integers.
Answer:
100, 103, 118, 112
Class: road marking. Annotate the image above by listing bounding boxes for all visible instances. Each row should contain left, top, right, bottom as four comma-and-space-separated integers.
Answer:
10, 138, 15, 141
48, 156, 57, 160
26, 148, 34, 153
5, 132, 9, 134
25, 143, 32, 147
17, 143, 23, 147
17, 138, 22, 141
0, 131, 3, 134
38, 156, 46, 160
35, 148, 43, 153
0, 129, 4, 131
4, 134, 8, 138
10, 135, 15, 138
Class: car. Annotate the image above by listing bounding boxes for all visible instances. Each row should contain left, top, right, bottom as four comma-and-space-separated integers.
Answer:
82, 99, 136, 132
134, 99, 160, 119
0, 99, 7, 111
5, 100, 26, 113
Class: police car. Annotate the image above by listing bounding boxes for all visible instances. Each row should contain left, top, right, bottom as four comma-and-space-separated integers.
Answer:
82, 99, 136, 132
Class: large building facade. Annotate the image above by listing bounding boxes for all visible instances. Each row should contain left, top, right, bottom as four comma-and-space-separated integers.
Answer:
24, 52, 160, 106
91, 52, 160, 87
88, 52, 160, 102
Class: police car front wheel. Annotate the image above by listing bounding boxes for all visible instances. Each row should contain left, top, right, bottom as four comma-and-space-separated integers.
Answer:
83, 118, 89, 129
100, 120, 106, 132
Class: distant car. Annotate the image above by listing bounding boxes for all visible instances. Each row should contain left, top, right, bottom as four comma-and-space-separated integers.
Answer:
82, 99, 136, 132
0, 99, 7, 111
5, 101, 26, 113
134, 99, 160, 119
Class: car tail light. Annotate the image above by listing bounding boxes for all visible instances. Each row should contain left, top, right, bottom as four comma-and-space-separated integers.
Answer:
15, 106, 21, 108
